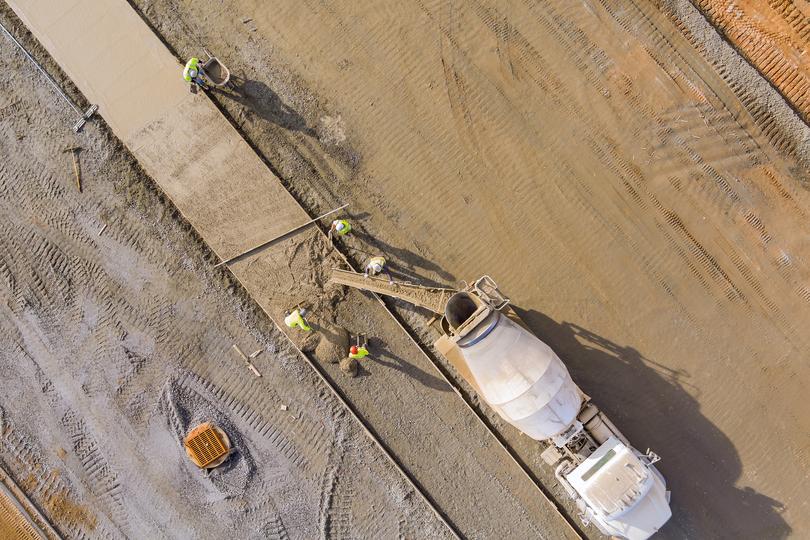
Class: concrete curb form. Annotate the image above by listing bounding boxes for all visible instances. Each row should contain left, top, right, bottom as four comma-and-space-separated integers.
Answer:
0, 465, 61, 540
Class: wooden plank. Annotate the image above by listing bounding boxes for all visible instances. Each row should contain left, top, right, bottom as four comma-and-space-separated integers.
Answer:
329, 268, 455, 314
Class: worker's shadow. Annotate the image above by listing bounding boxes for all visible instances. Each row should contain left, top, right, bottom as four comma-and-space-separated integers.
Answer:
348, 231, 457, 288
369, 336, 449, 392
213, 76, 317, 136
513, 307, 790, 539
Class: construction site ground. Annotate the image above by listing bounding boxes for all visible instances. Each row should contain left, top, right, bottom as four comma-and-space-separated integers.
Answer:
127, 0, 810, 537
2, 0, 810, 539
692, 0, 810, 123
0, 5, 457, 538
2, 0, 582, 537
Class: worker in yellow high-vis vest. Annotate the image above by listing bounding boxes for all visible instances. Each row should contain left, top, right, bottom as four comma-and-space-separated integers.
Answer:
340, 335, 369, 377
284, 308, 311, 332
183, 57, 206, 88
364, 256, 393, 284
348, 344, 369, 360
329, 219, 351, 241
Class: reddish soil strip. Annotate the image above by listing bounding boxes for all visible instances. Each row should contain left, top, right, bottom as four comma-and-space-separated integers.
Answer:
692, 0, 810, 121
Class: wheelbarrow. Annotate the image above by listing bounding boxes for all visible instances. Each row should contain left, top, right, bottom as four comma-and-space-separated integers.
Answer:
189, 50, 232, 93
201, 56, 231, 87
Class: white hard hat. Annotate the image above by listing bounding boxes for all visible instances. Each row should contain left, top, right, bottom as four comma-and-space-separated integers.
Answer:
189, 69, 198, 77
336, 222, 346, 231
371, 263, 382, 272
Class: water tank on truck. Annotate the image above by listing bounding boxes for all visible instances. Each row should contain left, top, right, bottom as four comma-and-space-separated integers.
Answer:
445, 289, 583, 440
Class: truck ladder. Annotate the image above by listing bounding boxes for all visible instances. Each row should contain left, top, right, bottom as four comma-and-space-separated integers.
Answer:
329, 269, 456, 314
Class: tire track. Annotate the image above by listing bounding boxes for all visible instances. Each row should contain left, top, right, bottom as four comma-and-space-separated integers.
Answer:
58, 409, 129, 535
418, 0, 776, 328
690, 0, 810, 122
0, 9, 457, 536
472, 0, 808, 346
321, 447, 354, 539
1, 415, 109, 539
0, 329, 127, 538
649, 0, 808, 162
258, 515, 289, 540
176, 366, 334, 482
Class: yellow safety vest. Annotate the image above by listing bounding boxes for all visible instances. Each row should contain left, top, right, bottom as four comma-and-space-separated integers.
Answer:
349, 346, 369, 360
183, 57, 201, 82
368, 256, 386, 271
284, 309, 311, 331
333, 219, 351, 235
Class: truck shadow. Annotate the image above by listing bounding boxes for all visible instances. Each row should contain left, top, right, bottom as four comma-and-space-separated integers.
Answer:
514, 307, 790, 539
211, 77, 317, 136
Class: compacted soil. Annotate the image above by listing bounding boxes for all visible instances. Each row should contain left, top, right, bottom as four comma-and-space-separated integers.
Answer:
130, 0, 810, 537
3, 0, 810, 538
0, 7, 453, 538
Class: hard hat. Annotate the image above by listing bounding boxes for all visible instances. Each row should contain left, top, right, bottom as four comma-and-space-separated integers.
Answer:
371, 263, 382, 272
189, 69, 198, 77
335, 222, 346, 231
350, 345, 358, 355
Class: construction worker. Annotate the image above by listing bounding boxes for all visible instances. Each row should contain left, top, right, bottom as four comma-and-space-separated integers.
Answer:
328, 219, 351, 241
183, 57, 207, 88
364, 256, 393, 284
348, 344, 369, 360
284, 307, 311, 332
340, 335, 368, 377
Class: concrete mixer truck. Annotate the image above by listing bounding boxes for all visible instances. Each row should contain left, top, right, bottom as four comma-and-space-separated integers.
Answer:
330, 271, 672, 539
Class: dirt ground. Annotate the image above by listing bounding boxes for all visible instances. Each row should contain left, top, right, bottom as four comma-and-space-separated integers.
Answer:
127, 0, 810, 538
4, 0, 810, 538
1, 3, 587, 539
0, 11, 453, 538
689, 0, 810, 122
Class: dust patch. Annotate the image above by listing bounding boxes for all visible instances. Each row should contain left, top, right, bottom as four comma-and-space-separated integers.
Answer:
41, 484, 97, 532
317, 115, 347, 145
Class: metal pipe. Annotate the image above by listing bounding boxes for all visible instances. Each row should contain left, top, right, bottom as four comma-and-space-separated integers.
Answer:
214, 203, 349, 267
554, 461, 579, 500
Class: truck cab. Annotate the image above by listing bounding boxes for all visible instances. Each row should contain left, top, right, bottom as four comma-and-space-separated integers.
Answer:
566, 437, 672, 539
